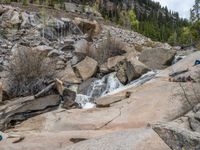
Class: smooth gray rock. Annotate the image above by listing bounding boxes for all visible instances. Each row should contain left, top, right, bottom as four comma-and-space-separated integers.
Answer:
139, 48, 176, 70
153, 123, 200, 150
64, 128, 169, 150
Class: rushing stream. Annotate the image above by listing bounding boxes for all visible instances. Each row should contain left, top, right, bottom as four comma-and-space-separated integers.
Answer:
75, 73, 123, 109
75, 71, 157, 109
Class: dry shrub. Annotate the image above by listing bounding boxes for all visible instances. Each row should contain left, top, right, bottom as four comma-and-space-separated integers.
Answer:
6, 48, 56, 98
86, 37, 126, 64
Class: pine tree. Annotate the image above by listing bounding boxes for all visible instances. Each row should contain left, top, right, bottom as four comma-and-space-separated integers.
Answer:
191, 0, 200, 22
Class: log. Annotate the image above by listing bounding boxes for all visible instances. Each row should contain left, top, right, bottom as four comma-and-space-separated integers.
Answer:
34, 82, 56, 98
0, 95, 60, 131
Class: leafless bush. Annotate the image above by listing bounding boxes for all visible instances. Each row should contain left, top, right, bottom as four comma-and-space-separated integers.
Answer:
6, 48, 56, 98
86, 37, 126, 64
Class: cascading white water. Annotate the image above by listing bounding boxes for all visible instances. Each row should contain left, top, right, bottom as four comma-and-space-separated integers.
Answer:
105, 71, 157, 96
75, 71, 157, 109
75, 73, 123, 109
172, 55, 186, 64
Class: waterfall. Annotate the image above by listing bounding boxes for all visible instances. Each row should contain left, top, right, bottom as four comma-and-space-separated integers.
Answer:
75, 71, 157, 109
75, 73, 123, 109
105, 71, 157, 96
172, 55, 186, 64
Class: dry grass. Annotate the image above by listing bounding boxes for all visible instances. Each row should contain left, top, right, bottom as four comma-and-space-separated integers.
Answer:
86, 37, 126, 64
6, 48, 56, 98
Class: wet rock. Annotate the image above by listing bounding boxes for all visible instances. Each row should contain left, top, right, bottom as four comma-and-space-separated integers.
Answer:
78, 78, 97, 95
62, 88, 79, 109
74, 56, 98, 81
153, 123, 200, 150
139, 48, 176, 69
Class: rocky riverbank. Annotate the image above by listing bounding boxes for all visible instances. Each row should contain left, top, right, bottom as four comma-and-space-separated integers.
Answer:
0, 4, 200, 150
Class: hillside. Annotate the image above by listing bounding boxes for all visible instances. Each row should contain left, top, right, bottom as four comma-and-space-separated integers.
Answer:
64, 0, 189, 44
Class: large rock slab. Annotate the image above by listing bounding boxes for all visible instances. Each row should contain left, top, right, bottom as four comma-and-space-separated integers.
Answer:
107, 56, 125, 71
158, 51, 200, 79
57, 64, 82, 84
116, 59, 150, 84
95, 93, 128, 107
64, 128, 170, 150
0, 95, 60, 131
74, 56, 98, 81
139, 48, 176, 69
153, 123, 200, 150
78, 78, 97, 95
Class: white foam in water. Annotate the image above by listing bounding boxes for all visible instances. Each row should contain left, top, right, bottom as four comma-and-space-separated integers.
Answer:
104, 71, 157, 96
172, 55, 186, 64
75, 94, 91, 108
75, 71, 157, 109
83, 103, 96, 109
102, 73, 123, 95
75, 73, 122, 109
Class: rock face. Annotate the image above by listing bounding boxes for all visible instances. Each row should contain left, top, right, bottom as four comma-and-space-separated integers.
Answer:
74, 56, 98, 81
139, 48, 176, 70
153, 123, 200, 150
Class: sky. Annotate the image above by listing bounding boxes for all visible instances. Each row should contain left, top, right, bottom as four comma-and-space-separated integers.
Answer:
154, 0, 194, 19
